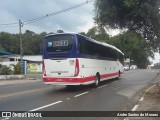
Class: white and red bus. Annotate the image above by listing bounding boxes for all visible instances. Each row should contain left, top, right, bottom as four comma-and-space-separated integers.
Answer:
42, 33, 124, 87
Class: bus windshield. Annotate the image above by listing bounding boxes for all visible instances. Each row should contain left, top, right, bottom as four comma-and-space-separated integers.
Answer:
45, 34, 75, 52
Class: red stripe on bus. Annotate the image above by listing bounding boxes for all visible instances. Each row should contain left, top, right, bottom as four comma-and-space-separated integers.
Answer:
43, 76, 95, 83
100, 73, 119, 79
43, 72, 119, 83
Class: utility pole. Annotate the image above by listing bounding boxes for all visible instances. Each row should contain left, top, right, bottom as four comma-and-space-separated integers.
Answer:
19, 19, 23, 73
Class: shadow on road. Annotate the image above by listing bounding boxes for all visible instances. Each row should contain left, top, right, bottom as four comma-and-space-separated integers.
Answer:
45, 78, 121, 94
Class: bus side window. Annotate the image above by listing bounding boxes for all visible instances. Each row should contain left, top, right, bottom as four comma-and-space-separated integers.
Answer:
118, 52, 124, 65
77, 35, 87, 54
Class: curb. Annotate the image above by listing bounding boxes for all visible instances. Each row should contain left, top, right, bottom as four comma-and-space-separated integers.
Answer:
0, 79, 41, 86
0, 75, 26, 80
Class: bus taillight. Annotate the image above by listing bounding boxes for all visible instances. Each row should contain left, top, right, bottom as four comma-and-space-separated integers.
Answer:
74, 58, 79, 77
42, 60, 46, 76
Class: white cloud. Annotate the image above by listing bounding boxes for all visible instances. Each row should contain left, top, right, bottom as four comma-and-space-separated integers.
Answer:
149, 52, 160, 64
0, 0, 95, 34
77, 18, 95, 33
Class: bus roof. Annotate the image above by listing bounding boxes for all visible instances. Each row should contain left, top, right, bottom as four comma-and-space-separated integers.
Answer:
77, 33, 124, 55
44, 33, 124, 55
101, 42, 124, 55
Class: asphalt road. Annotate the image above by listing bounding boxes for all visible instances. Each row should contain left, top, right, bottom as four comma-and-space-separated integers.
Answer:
0, 69, 159, 120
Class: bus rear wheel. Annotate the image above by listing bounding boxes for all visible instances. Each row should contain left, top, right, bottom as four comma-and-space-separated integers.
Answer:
116, 71, 121, 80
92, 74, 100, 88
118, 71, 121, 77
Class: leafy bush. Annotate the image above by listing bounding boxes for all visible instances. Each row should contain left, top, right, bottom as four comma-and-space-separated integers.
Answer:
11, 62, 22, 74
0, 64, 13, 75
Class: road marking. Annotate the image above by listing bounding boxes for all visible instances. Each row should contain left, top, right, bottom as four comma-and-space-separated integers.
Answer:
30, 101, 63, 111
146, 84, 156, 93
139, 97, 144, 102
0, 86, 53, 99
131, 104, 139, 111
66, 98, 70, 100
98, 85, 108, 89
74, 91, 89, 98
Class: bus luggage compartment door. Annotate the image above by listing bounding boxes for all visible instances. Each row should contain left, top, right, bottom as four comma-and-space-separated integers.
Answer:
44, 58, 77, 77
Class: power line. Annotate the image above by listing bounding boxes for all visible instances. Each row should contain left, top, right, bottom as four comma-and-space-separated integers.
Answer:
0, 22, 19, 28
24, 0, 93, 25
0, 24, 19, 28
0, 22, 19, 26
0, 0, 93, 27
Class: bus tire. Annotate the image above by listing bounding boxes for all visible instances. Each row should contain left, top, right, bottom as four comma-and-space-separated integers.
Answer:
118, 70, 121, 77
92, 74, 100, 88
116, 71, 121, 80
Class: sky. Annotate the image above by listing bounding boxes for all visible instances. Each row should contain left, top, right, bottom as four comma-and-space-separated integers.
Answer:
149, 52, 160, 64
0, 0, 95, 34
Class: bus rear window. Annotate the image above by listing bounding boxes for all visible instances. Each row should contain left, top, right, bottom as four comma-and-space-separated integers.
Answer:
45, 34, 75, 52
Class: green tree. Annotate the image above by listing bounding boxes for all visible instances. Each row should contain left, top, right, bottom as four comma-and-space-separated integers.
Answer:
109, 31, 153, 68
0, 32, 19, 54
22, 30, 47, 55
95, 0, 160, 51
86, 26, 109, 42
0, 64, 13, 75
38, 32, 47, 54
0, 31, 47, 55
11, 62, 22, 74
22, 30, 35, 55
79, 32, 86, 36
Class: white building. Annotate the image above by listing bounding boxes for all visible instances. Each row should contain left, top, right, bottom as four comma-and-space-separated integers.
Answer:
1, 55, 42, 73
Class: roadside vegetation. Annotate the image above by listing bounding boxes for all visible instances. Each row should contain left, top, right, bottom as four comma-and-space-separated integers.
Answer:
0, 62, 22, 75
146, 82, 160, 100
0, 64, 13, 75
11, 62, 22, 74
145, 72, 160, 101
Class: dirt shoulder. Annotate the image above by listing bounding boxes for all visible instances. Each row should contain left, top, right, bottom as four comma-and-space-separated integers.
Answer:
0, 76, 42, 86
128, 71, 160, 120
